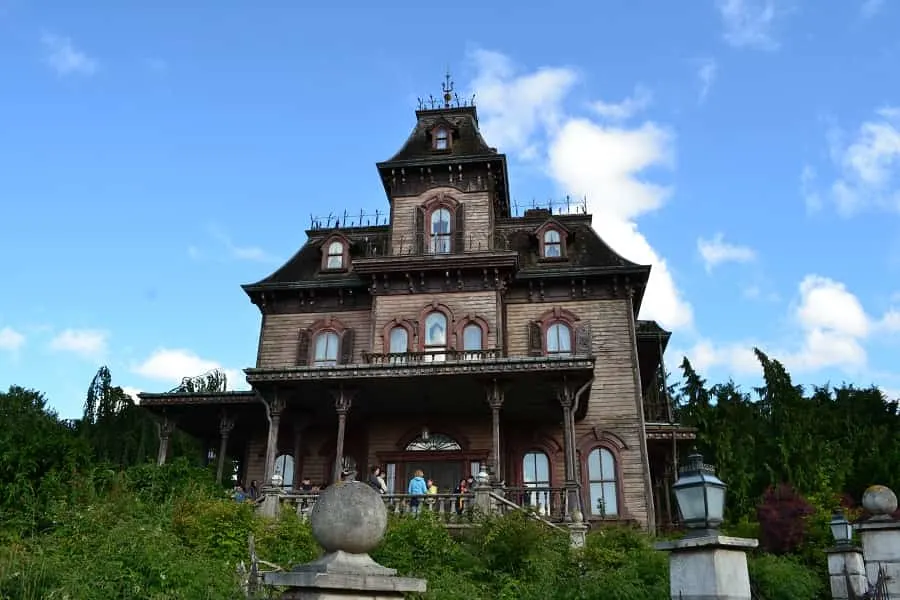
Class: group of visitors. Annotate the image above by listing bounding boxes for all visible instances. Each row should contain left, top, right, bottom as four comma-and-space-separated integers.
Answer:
401, 469, 476, 515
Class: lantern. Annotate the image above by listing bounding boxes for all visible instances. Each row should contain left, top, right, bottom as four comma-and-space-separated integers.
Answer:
830, 510, 853, 547
672, 452, 727, 535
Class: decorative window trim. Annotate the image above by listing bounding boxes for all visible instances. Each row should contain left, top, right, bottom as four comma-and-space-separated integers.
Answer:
535, 220, 569, 262
298, 316, 355, 366
381, 318, 416, 354
453, 315, 490, 351
319, 234, 351, 272
417, 302, 454, 351
395, 425, 471, 452
423, 194, 459, 255
576, 432, 627, 520
528, 307, 580, 356
430, 124, 453, 152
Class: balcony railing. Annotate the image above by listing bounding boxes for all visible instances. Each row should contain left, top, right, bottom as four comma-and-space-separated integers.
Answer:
362, 349, 504, 365
278, 492, 476, 523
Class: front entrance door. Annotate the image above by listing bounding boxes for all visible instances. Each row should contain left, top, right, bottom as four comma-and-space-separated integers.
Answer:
404, 461, 463, 494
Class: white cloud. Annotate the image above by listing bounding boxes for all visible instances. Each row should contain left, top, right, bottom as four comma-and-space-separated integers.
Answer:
591, 85, 652, 121
861, 0, 884, 18
697, 233, 756, 272
49, 329, 107, 359
0, 327, 25, 351
208, 225, 278, 263
684, 274, 898, 376
697, 59, 717, 104
884, 387, 900, 401
40, 32, 98, 76
132, 348, 245, 389
468, 50, 693, 331
715, 0, 781, 50
826, 107, 900, 216
121, 386, 143, 403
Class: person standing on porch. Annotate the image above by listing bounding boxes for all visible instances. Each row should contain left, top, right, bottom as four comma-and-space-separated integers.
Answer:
407, 470, 427, 516
368, 466, 387, 494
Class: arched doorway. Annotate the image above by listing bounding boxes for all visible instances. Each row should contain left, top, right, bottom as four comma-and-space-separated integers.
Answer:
400, 432, 466, 493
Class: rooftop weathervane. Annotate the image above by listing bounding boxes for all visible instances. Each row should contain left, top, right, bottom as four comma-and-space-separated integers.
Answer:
417, 69, 476, 110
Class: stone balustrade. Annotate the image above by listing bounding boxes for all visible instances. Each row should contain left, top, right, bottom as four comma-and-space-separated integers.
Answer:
275, 492, 477, 522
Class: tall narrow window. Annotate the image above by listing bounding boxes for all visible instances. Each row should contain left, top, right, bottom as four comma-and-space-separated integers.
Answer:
274, 454, 294, 489
326, 241, 344, 269
523, 451, 551, 511
313, 331, 340, 366
587, 448, 619, 517
430, 208, 452, 254
546, 323, 572, 357
389, 326, 408, 354
462, 323, 483, 360
434, 127, 449, 150
543, 230, 562, 258
423, 312, 447, 361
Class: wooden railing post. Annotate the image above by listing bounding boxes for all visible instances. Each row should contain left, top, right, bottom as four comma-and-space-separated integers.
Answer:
330, 386, 355, 484
216, 412, 235, 485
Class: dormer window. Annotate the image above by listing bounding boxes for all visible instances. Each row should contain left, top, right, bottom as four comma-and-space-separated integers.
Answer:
543, 230, 562, 258
433, 126, 450, 151
321, 236, 350, 271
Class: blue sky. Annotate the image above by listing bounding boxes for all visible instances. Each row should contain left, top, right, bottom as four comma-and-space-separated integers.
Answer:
1, 0, 899, 418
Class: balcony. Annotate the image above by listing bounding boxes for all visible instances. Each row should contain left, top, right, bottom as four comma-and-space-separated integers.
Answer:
361, 348, 504, 364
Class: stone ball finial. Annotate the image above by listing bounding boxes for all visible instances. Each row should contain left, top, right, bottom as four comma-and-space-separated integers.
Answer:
309, 481, 388, 554
862, 485, 898, 517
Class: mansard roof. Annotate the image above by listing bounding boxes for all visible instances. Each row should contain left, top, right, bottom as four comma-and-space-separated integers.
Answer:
378, 106, 499, 166
242, 225, 388, 292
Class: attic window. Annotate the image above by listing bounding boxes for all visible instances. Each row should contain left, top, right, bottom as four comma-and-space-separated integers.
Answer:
322, 238, 349, 271
540, 228, 566, 259
434, 127, 450, 151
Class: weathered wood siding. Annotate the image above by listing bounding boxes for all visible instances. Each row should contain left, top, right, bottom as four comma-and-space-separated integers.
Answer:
372, 291, 500, 352
390, 187, 493, 255
256, 309, 372, 368
506, 298, 649, 525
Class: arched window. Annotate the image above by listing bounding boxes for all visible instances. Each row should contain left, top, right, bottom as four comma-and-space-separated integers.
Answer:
423, 311, 448, 361
429, 208, 452, 254
389, 326, 408, 354
546, 322, 572, 357
325, 241, 344, 269
542, 229, 562, 258
462, 323, 482, 351
434, 127, 449, 150
274, 453, 294, 489
313, 331, 340, 366
522, 451, 551, 512
406, 432, 461, 451
587, 447, 619, 517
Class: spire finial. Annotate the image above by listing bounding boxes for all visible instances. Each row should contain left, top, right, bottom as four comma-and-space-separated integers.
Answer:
441, 68, 454, 108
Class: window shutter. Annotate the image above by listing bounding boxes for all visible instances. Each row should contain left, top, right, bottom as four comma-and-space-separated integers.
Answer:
296, 329, 312, 365
574, 323, 592, 356
339, 329, 355, 365
414, 207, 425, 255
454, 204, 465, 253
527, 322, 543, 356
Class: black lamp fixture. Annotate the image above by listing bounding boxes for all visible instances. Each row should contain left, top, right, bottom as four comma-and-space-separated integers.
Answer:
672, 451, 727, 537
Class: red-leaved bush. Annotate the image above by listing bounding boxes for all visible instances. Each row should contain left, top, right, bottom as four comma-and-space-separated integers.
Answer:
756, 484, 815, 554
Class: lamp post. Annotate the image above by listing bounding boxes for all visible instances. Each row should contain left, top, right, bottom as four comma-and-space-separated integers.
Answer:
672, 451, 727, 537
830, 510, 853, 547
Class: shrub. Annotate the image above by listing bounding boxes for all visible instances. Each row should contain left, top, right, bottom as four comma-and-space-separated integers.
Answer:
756, 484, 815, 554
749, 553, 824, 600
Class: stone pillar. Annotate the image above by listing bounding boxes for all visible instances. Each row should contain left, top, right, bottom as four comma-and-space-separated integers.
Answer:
331, 387, 354, 484
655, 535, 758, 600
260, 391, 286, 486
486, 380, 504, 483
216, 413, 235, 485
825, 546, 867, 600
264, 481, 426, 598
568, 512, 589, 549
857, 485, 900, 596
156, 417, 174, 466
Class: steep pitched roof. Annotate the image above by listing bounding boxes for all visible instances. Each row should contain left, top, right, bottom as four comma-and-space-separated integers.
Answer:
378, 107, 498, 166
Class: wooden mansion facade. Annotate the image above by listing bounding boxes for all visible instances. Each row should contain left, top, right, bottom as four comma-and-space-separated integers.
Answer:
139, 86, 694, 531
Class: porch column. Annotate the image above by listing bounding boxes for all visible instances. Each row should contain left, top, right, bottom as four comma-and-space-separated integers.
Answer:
330, 387, 354, 484
292, 416, 309, 488
259, 391, 286, 486
156, 417, 174, 466
486, 379, 504, 483
216, 412, 235, 485
557, 377, 593, 521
